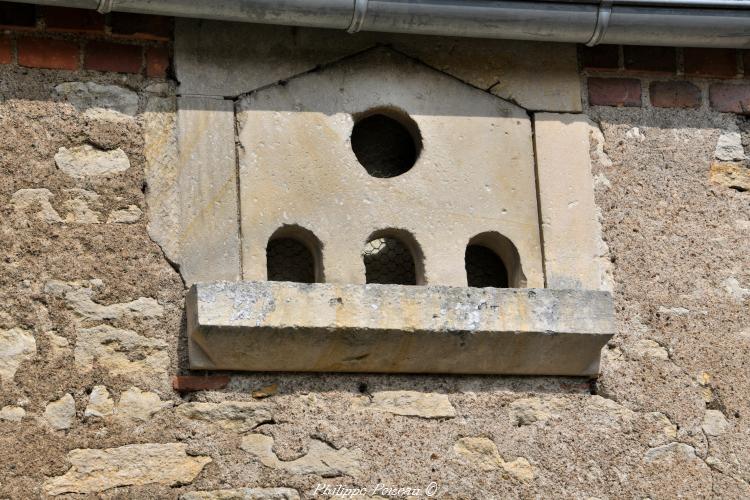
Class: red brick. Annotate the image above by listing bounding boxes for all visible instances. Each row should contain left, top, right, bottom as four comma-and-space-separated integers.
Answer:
649, 81, 701, 109
85, 41, 142, 74
146, 45, 169, 78
709, 83, 750, 113
588, 78, 642, 107
623, 46, 676, 74
684, 48, 738, 78
0, 36, 11, 64
0, 1, 36, 28
110, 13, 171, 41
17, 37, 79, 70
581, 45, 619, 71
41, 6, 105, 33
172, 375, 230, 392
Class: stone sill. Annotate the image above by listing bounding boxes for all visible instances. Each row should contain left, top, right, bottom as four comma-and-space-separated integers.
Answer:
187, 281, 615, 376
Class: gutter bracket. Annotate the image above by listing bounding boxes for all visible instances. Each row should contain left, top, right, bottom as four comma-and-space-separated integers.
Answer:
97, 0, 115, 14
347, 0, 369, 33
586, 0, 613, 46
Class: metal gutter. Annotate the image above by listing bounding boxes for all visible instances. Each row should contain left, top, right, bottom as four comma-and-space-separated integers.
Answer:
15, 0, 750, 47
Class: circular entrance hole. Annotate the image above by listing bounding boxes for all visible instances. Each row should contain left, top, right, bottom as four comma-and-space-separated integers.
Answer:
351, 109, 421, 178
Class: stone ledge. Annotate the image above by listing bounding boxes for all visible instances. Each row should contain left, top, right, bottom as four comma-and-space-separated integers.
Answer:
187, 282, 614, 376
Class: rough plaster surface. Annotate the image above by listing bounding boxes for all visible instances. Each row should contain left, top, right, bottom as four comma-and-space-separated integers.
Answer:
237, 48, 544, 287
0, 49, 749, 500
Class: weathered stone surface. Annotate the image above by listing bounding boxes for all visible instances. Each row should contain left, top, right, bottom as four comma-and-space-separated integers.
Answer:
114, 387, 173, 423
63, 189, 101, 223
454, 437, 534, 480
643, 442, 703, 464
237, 48, 543, 287
353, 391, 455, 419
0, 328, 36, 384
181, 488, 300, 500
44, 393, 75, 430
509, 397, 564, 426
710, 162, 750, 191
241, 434, 362, 477
45, 279, 164, 320
176, 96, 240, 285
11, 188, 63, 223
702, 409, 729, 436
0, 405, 25, 422
54, 82, 138, 116
107, 205, 142, 224
189, 281, 614, 375
629, 339, 670, 360
46, 331, 71, 359
722, 276, 750, 302
43, 443, 211, 495
715, 131, 745, 161
74, 325, 169, 383
84, 385, 114, 419
535, 113, 605, 291
143, 95, 180, 263
54, 145, 130, 179
176, 401, 273, 433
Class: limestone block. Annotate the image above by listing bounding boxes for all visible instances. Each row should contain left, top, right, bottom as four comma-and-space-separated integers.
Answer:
177, 97, 241, 284
181, 489, 300, 500
11, 188, 63, 223
0, 327, 36, 384
240, 434, 362, 477
74, 325, 169, 385
44, 280, 163, 320
114, 387, 173, 423
237, 48, 543, 287
453, 437, 534, 480
43, 443, 211, 495
352, 391, 455, 419
0, 405, 25, 422
176, 401, 273, 433
534, 113, 603, 290
187, 281, 614, 376
44, 394, 75, 430
715, 131, 745, 161
84, 386, 114, 419
54, 82, 138, 116
54, 145, 130, 179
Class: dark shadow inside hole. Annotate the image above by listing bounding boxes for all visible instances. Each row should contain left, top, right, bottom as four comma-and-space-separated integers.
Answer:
363, 237, 416, 285
465, 244, 509, 288
351, 114, 418, 178
267, 237, 316, 283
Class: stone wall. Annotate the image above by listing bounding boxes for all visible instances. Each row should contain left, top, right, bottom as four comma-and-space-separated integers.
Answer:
0, 6, 749, 499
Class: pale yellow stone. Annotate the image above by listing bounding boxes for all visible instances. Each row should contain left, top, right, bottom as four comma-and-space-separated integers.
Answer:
702, 410, 729, 437
454, 437, 534, 480
44, 393, 75, 430
55, 145, 130, 179
84, 386, 114, 419
241, 434, 362, 477
353, 391, 455, 419
114, 387, 173, 423
43, 443, 211, 495
710, 162, 750, 192
11, 188, 62, 223
0, 405, 25, 422
45, 280, 163, 321
0, 328, 36, 384
510, 397, 564, 426
107, 205, 142, 224
176, 401, 273, 433
180, 488, 300, 500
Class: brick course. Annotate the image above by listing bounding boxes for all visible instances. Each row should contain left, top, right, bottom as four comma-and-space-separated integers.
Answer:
623, 46, 676, 74
85, 41, 142, 74
649, 81, 702, 109
17, 37, 79, 70
41, 6, 105, 33
146, 46, 169, 78
0, 36, 11, 64
588, 78, 642, 107
709, 83, 750, 114
684, 48, 738, 78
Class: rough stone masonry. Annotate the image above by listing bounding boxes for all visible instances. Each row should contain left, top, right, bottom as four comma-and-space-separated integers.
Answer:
0, 6, 749, 500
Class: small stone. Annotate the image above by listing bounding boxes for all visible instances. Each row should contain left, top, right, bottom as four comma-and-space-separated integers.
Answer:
625, 127, 645, 142
63, 197, 101, 224
453, 437, 533, 480
0, 405, 26, 422
180, 488, 301, 500
722, 277, 750, 302
710, 162, 750, 192
115, 387, 172, 423
43, 443, 211, 495
46, 332, 71, 359
644, 442, 701, 464
11, 189, 63, 223
714, 131, 745, 161
630, 339, 669, 360
55, 145, 130, 179
107, 205, 142, 224
83, 108, 134, 123
0, 328, 36, 384
509, 397, 563, 426
702, 410, 729, 436
54, 82, 138, 116
44, 393, 76, 430
240, 434, 362, 477
176, 401, 272, 433
84, 386, 114, 419
252, 383, 278, 399
353, 391, 456, 419
45, 280, 164, 321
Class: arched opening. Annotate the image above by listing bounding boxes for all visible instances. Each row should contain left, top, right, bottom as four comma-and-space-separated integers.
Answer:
363, 229, 424, 285
350, 107, 422, 178
266, 225, 324, 283
465, 232, 526, 288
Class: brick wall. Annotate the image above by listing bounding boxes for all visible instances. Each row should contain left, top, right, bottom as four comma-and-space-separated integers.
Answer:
582, 45, 750, 113
0, 1, 171, 77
